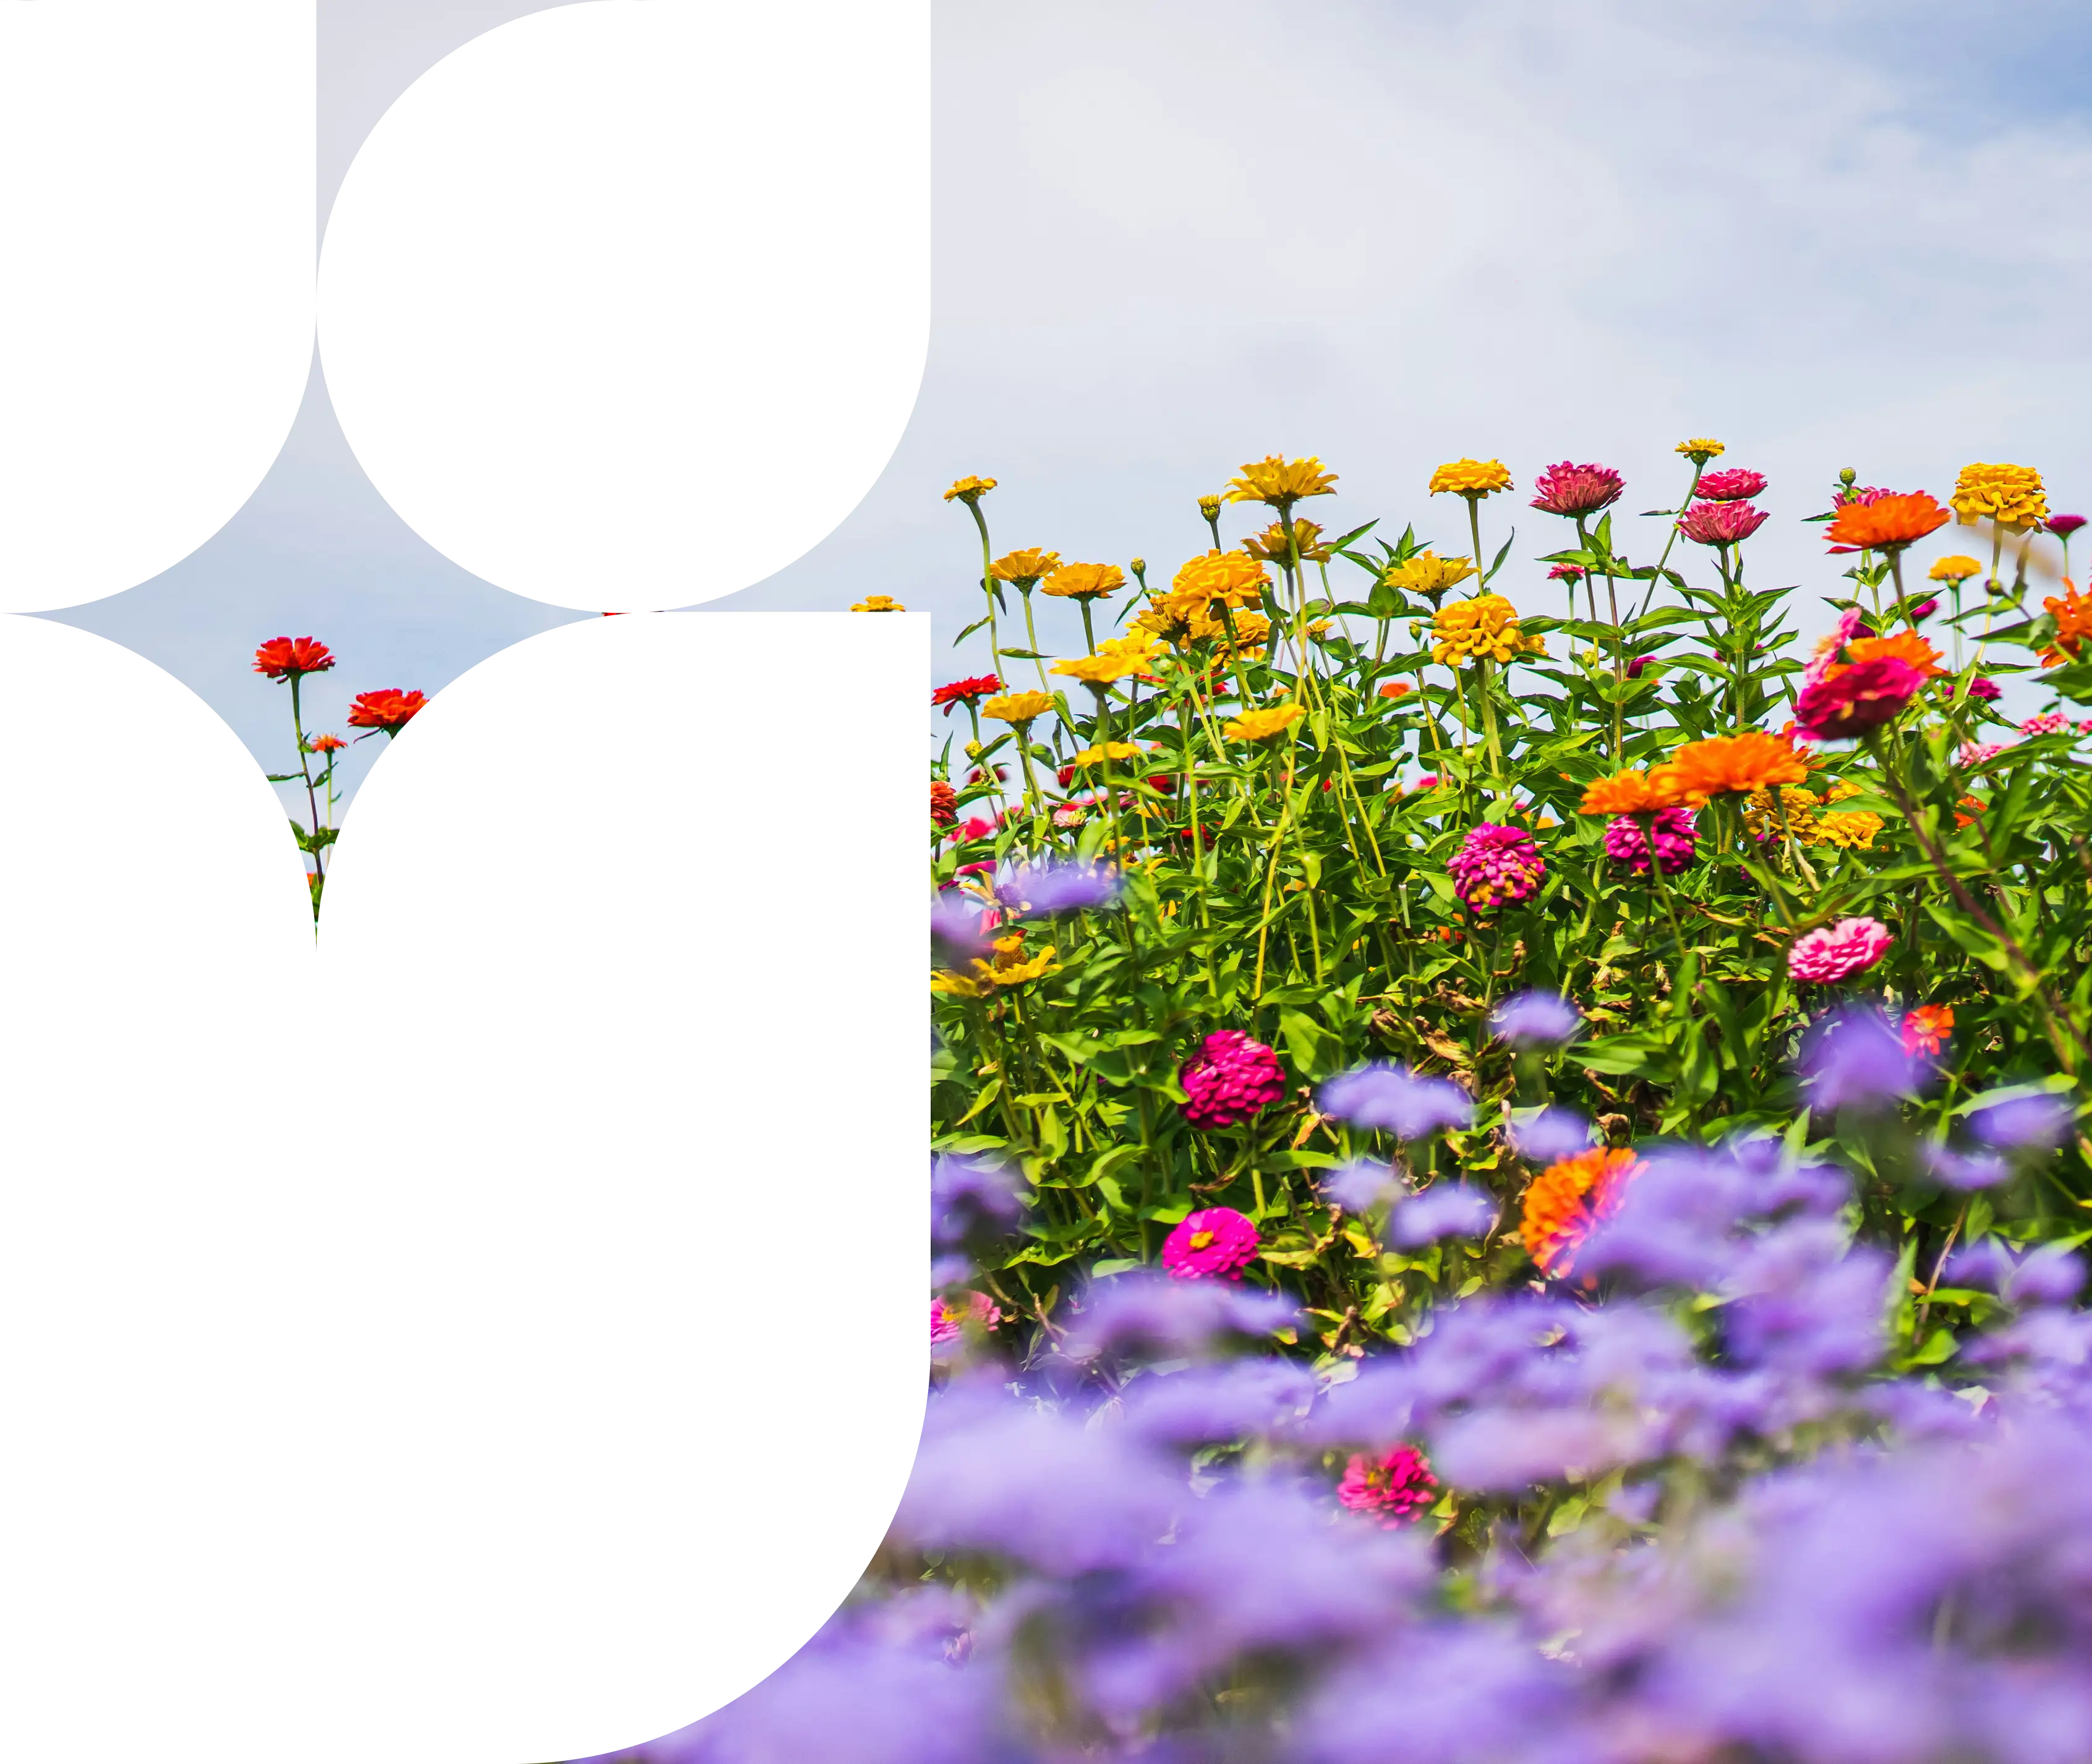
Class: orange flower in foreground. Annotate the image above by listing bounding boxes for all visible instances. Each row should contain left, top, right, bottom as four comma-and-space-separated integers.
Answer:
1652, 731, 1811, 806
1378, 680, 1415, 701
346, 689, 427, 735
1843, 630, 1945, 679
253, 636, 335, 680
1577, 769, 1691, 817
1901, 1004, 1954, 1057
2042, 585, 2092, 666
1824, 492, 1952, 553
1519, 1147, 1644, 1277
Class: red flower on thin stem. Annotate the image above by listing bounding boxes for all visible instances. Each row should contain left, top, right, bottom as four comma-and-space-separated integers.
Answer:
933, 674, 1003, 716
346, 689, 428, 736
307, 733, 346, 754
253, 636, 335, 680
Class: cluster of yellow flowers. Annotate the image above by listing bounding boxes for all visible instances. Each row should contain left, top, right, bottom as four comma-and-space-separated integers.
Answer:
1430, 594, 1545, 668
1741, 781, 1883, 851
1135, 598, 1271, 654
1383, 551, 1477, 599
1052, 633, 1162, 687
929, 931, 1058, 998
1950, 462, 2049, 531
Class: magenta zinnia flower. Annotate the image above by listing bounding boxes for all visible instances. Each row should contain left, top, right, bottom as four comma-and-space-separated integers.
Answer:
1694, 467, 1767, 503
1677, 500, 1770, 546
1547, 562, 1586, 582
1788, 916, 1893, 984
1338, 1444, 1439, 1527
1908, 597, 1939, 621
2047, 514, 2087, 538
1161, 1206, 1260, 1280
1603, 806, 1696, 875
929, 1290, 1001, 1345
1835, 484, 1894, 506
2022, 712, 2072, 736
1179, 1030, 1286, 1131
1793, 655, 1926, 740
1956, 676, 2000, 702
1530, 461, 1624, 518
1447, 823, 1545, 911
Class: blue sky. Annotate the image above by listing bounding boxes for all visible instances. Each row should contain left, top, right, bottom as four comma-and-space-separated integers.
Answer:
49, 1, 2092, 810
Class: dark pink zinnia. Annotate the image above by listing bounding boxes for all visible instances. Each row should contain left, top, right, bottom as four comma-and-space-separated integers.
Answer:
1957, 676, 2001, 702
1908, 597, 1939, 622
1548, 562, 1586, 582
1337, 1444, 1438, 1527
1446, 823, 1545, 912
1161, 1206, 1261, 1280
1677, 500, 1770, 546
1603, 806, 1696, 875
1793, 655, 1926, 739
1530, 461, 1624, 518
1179, 1030, 1286, 1131
1835, 484, 1895, 506
1694, 468, 1767, 503
2047, 514, 2087, 538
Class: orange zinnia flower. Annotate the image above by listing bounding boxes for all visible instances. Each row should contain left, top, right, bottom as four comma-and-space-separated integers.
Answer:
346, 688, 428, 734
1954, 795, 1984, 829
1578, 769, 1689, 816
2042, 585, 2092, 666
1652, 731, 1811, 806
1842, 630, 1945, 679
1824, 492, 1952, 553
1378, 680, 1414, 701
1519, 1147, 1643, 1277
1901, 1004, 1953, 1057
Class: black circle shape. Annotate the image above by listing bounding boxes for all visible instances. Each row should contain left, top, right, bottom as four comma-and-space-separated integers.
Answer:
0, 10, 309, 607
322, 7, 929, 611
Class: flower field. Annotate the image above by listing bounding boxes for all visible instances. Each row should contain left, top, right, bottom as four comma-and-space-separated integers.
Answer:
603, 448, 2092, 1763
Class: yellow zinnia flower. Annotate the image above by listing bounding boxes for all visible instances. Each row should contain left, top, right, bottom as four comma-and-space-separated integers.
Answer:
931, 931, 1059, 997
1052, 648, 1148, 686
1428, 459, 1513, 499
1742, 785, 1824, 844
989, 547, 1061, 585
1172, 549, 1270, 608
1224, 454, 1339, 507
1815, 810, 1884, 850
982, 690, 1054, 723
1951, 462, 2049, 531
1197, 494, 1223, 519
850, 594, 905, 612
1382, 551, 1477, 599
1929, 554, 1984, 583
1224, 702, 1306, 743
1430, 594, 1543, 667
1675, 438, 1725, 464
1040, 561, 1125, 600
943, 475, 998, 503
1070, 741, 1143, 766
1242, 518, 1333, 565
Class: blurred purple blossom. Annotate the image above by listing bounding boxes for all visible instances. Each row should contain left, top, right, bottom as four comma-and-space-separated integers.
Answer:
1797, 1007, 1924, 1112
1058, 1268, 1298, 1363
1390, 1183, 1496, 1247
1927, 1144, 2011, 1191
928, 888, 993, 962
995, 858, 1122, 917
1320, 1159, 1396, 1212
1510, 1106, 1594, 1165
1968, 1089, 2075, 1151
930, 1153, 1024, 1251
1318, 1063, 1474, 1138
1488, 989, 1582, 1047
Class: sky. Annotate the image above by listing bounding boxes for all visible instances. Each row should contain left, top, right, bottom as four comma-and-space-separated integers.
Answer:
48, 0, 2092, 815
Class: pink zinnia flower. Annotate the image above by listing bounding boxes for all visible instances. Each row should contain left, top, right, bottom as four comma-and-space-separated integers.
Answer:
1180, 1031, 1286, 1131
1530, 461, 1624, 518
1547, 562, 1586, 582
1413, 773, 1440, 790
929, 1290, 1001, 1345
1835, 484, 1894, 506
1447, 823, 1545, 911
1793, 655, 1926, 740
1625, 654, 1651, 680
1787, 916, 1893, 984
1801, 608, 1873, 691
1957, 676, 2001, 702
1694, 467, 1767, 503
1908, 597, 1939, 622
949, 815, 996, 843
1161, 1206, 1260, 1280
2080, 720, 2092, 736
1603, 806, 1696, 875
2047, 514, 2087, 539
1958, 740, 2005, 767
2022, 712, 2072, 736
1338, 1444, 1439, 1527
1677, 500, 1770, 546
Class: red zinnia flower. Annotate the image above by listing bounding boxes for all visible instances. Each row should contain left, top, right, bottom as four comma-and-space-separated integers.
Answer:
1676, 500, 1769, 546
253, 636, 335, 680
1695, 468, 1768, 503
345, 688, 427, 734
1529, 461, 1624, 518
1792, 655, 1926, 740
932, 674, 1003, 716
307, 733, 346, 754
930, 781, 957, 827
